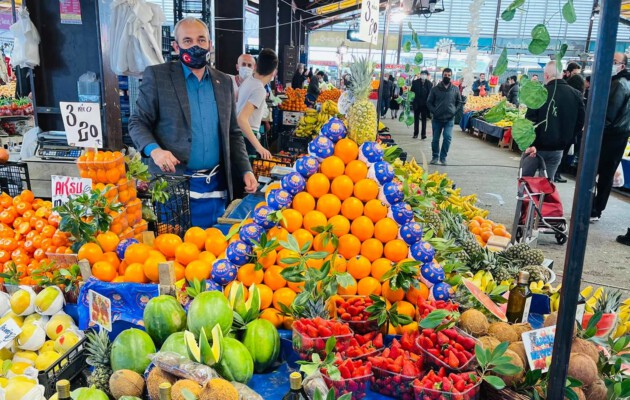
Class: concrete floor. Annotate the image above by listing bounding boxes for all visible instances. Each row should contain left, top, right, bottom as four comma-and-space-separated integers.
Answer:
383, 115, 630, 293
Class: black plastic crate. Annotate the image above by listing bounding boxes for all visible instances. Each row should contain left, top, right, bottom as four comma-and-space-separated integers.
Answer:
278, 130, 310, 155
141, 175, 192, 238
0, 161, 30, 197
39, 330, 89, 397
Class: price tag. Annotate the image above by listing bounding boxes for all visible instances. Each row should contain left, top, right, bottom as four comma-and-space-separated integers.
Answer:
89, 289, 112, 332
521, 326, 555, 372
51, 175, 92, 208
60, 101, 103, 148
359, 0, 379, 45
0, 318, 22, 349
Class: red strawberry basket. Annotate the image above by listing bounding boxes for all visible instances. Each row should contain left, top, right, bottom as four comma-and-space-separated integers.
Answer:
416, 327, 479, 373
292, 318, 354, 361
334, 295, 384, 335
322, 359, 372, 400
370, 365, 418, 400
413, 373, 481, 400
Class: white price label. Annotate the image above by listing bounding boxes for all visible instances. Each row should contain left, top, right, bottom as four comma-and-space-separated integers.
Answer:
51, 175, 92, 208
60, 101, 103, 148
0, 318, 22, 349
359, 0, 379, 45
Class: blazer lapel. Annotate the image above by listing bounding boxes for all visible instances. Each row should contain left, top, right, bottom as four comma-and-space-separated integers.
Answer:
171, 61, 191, 127
209, 68, 229, 141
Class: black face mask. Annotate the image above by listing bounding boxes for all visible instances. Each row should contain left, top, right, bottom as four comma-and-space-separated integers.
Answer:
179, 45, 209, 69
442, 77, 451, 85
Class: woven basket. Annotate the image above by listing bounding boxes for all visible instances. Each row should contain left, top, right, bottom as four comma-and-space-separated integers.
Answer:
482, 382, 532, 400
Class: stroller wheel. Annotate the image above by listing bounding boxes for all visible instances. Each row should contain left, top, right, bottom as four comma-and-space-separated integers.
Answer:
555, 233, 567, 245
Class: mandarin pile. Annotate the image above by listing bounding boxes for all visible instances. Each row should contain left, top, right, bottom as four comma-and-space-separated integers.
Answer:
467, 216, 511, 247
279, 87, 307, 112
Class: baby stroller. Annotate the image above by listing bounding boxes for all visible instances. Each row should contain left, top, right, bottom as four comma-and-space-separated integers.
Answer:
511, 154, 568, 245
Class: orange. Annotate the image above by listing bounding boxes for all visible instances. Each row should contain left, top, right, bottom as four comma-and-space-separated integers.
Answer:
371, 258, 394, 281
237, 263, 264, 286
205, 227, 224, 238
124, 243, 151, 264
292, 229, 314, 252
264, 182, 282, 200
198, 251, 217, 265
77, 243, 104, 265
175, 242, 200, 266
263, 265, 287, 290
272, 287, 297, 311
354, 179, 379, 202
364, 200, 388, 223
384, 240, 409, 262
260, 308, 284, 328
124, 262, 148, 283
204, 234, 228, 257
92, 261, 117, 282
325, 254, 347, 273
255, 248, 277, 269
330, 175, 354, 201
406, 282, 430, 305
374, 218, 399, 243
101, 252, 121, 271
345, 160, 368, 183
334, 138, 359, 164
287, 280, 305, 293
185, 259, 212, 282
493, 227, 508, 237
313, 234, 335, 253
277, 249, 299, 268
382, 281, 405, 302
350, 216, 375, 242
320, 156, 345, 179
156, 233, 183, 258
302, 210, 328, 235
347, 255, 371, 280
361, 238, 384, 262
306, 173, 330, 199
358, 276, 382, 296
184, 227, 208, 250
480, 231, 493, 242
340, 197, 364, 221
268, 226, 289, 243
396, 300, 416, 318
328, 215, 350, 237
337, 276, 357, 295
280, 209, 303, 233
337, 234, 361, 259
20, 190, 35, 203
143, 253, 167, 282
316, 194, 342, 219
257, 283, 274, 309
292, 192, 316, 216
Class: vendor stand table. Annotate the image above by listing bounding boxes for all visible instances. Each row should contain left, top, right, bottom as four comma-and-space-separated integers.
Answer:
471, 118, 508, 140
460, 111, 476, 131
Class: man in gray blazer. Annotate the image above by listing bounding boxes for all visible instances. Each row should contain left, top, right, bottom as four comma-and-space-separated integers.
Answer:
129, 17, 256, 228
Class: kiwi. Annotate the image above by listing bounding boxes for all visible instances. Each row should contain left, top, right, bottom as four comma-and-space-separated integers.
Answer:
585, 379, 607, 400
199, 378, 239, 400
568, 352, 598, 387
495, 349, 525, 387
478, 336, 501, 351
512, 323, 532, 337
147, 367, 177, 400
544, 312, 577, 338
488, 322, 519, 343
109, 369, 145, 400
459, 309, 489, 337
508, 341, 528, 368
571, 338, 600, 365
172, 379, 202, 400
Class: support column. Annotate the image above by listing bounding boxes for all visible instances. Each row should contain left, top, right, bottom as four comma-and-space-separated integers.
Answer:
215, 0, 244, 74
278, 0, 297, 85
259, 0, 277, 53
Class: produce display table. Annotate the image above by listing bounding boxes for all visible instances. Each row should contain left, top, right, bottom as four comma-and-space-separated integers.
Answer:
460, 111, 476, 131
471, 118, 507, 140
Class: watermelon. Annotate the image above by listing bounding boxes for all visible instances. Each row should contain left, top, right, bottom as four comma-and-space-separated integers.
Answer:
110, 328, 156, 374
462, 279, 507, 322
160, 332, 189, 359
144, 295, 187, 346
242, 319, 280, 373
187, 291, 233, 337
215, 337, 254, 383
72, 387, 109, 400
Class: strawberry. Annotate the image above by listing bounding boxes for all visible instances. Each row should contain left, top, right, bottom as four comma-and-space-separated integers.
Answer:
447, 351, 460, 368
318, 325, 333, 337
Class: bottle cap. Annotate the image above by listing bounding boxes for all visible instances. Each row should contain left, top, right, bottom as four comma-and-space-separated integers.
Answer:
289, 371, 303, 390
56, 380, 70, 397
159, 382, 172, 397
518, 271, 530, 284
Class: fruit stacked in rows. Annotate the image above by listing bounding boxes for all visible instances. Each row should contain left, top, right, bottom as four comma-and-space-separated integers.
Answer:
416, 328, 478, 372
0, 190, 70, 286
416, 298, 459, 320
279, 87, 307, 112
368, 339, 424, 400
77, 150, 126, 185
341, 331, 384, 360
292, 317, 352, 360
334, 296, 380, 334
467, 216, 511, 247
413, 367, 481, 400
322, 357, 372, 400
317, 89, 342, 103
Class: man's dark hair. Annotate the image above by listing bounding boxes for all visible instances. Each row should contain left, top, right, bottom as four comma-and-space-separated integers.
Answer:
421, 70, 429, 75
510, 75, 517, 82
622, 54, 629, 66
533, 74, 538, 78
316, 71, 325, 77
566, 62, 581, 73
585, 76, 591, 82
480, 73, 485, 77
443, 68, 452, 74
256, 48, 278, 76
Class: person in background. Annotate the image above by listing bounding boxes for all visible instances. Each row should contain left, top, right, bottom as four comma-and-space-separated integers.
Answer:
427, 68, 463, 165
565, 62, 585, 93
562, 69, 570, 80
129, 17, 255, 228
584, 76, 591, 103
380, 74, 393, 117
531, 74, 539, 82
307, 67, 313, 79
230, 53, 256, 100
472, 73, 490, 96
523, 61, 585, 181
390, 76, 401, 119
306, 71, 324, 108
291, 63, 306, 89
500, 78, 511, 97
507, 75, 520, 107
236, 48, 277, 160
617, 228, 630, 246
411, 70, 433, 139
591, 52, 630, 222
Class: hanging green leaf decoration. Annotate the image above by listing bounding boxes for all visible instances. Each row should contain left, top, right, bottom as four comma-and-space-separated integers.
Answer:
484, 100, 507, 123
519, 79, 548, 110
494, 48, 508, 77
397, 77, 406, 87
562, 0, 577, 24
403, 41, 412, 53
501, 0, 525, 21
405, 114, 414, 127
405, 63, 411, 72
528, 24, 550, 55
512, 118, 536, 150
556, 44, 569, 73
414, 52, 424, 65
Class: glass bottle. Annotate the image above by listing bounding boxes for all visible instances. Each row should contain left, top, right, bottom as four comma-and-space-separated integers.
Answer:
158, 382, 172, 400
282, 372, 309, 400
506, 271, 532, 323
55, 380, 71, 400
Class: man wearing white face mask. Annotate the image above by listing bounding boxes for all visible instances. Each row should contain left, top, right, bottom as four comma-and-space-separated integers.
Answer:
230, 53, 256, 100
411, 70, 433, 139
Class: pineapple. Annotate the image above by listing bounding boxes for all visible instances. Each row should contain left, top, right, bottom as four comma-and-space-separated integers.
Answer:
348, 57, 377, 145
422, 210, 442, 235
593, 289, 622, 314
522, 249, 545, 266
85, 329, 113, 395
521, 265, 551, 283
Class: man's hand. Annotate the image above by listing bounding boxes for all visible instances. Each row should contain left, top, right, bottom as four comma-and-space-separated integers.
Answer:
525, 146, 537, 157
151, 148, 180, 173
257, 147, 272, 160
244, 172, 258, 193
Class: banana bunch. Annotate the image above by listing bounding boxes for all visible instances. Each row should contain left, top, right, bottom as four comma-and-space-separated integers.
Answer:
529, 281, 562, 312
581, 286, 603, 314
321, 100, 338, 115
470, 270, 511, 294
613, 298, 630, 338
442, 188, 489, 219
294, 109, 331, 138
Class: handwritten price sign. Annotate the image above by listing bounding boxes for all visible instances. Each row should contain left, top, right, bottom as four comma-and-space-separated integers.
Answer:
60, 102, 103, 148
359, 0, 379, 45
51, 175, 92, 208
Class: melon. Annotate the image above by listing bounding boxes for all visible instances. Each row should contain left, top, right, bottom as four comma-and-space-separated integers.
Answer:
144, 295, 187, 347
242, 319, 280, 373
72, 386, 109, 400
187, 291, 233, 337
110, 328, 156, 374
215, 337, 254, 383
160, 332, 189, 359
462, 279, 507, 321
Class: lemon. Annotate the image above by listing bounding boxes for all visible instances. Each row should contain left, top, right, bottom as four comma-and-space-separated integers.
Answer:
0, 377, 7, 387
54, 330, 82, 354
45, 313, 75, 340
12, 350, 38, 365
40, 340, 55, 353
4, 376, 43, 400
17, 323, 46, 351
24, 313, 48, 326
0, 291, 10, 315
0, 311, 24, 328
34, 286, 64, 315
7, 361, 33, 376
0, 347, 12, 361
9, 287, 36, 316
35, 351, 61, 371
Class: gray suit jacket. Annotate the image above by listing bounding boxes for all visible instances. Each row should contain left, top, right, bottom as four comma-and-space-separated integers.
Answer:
129, 61, 252, 200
